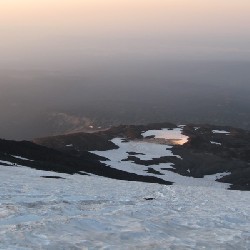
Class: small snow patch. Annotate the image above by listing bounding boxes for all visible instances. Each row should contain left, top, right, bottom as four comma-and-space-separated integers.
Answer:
11, 155, 34, 161
0, 160, 27, 167
212, 130, 230, 134
210, 141, 222, 146
0, 160, 13, 166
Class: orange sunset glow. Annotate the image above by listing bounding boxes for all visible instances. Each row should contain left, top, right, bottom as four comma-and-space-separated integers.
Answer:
1, 0, 249, 66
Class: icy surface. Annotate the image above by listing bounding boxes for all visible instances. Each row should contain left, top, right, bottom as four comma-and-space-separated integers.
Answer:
0, 165, 249, 249
142, 128, 189, 145
91, 138, 229, 189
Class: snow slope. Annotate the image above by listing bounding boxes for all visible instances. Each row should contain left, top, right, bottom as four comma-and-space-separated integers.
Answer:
1, 164, 250, 249
91, 138, 230, 189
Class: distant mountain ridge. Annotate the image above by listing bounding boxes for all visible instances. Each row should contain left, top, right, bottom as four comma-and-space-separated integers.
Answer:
1, 122, 250, 190
33, 122, 250, 191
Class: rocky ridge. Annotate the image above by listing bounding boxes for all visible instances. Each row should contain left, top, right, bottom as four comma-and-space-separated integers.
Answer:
33, 123, 250, 190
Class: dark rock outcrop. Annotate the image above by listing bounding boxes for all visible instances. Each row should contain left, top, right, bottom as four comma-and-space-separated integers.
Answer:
33, 122, 250, 190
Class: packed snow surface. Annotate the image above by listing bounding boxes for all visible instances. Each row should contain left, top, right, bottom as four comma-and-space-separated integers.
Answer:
0, 164, 249, 249
203, 172, 231, 181
142, 128, 189, 145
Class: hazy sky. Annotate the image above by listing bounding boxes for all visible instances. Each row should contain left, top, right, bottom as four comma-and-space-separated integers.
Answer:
0, 0, 250, 71
0, 1, 250, 140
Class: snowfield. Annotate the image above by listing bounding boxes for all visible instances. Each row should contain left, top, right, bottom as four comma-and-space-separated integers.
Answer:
0, 164, 250, 249
91, 138, 230, 189
142, 128, 189, 145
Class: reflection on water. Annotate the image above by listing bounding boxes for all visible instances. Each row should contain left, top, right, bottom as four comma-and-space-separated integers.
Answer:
142, 128, 189, 145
